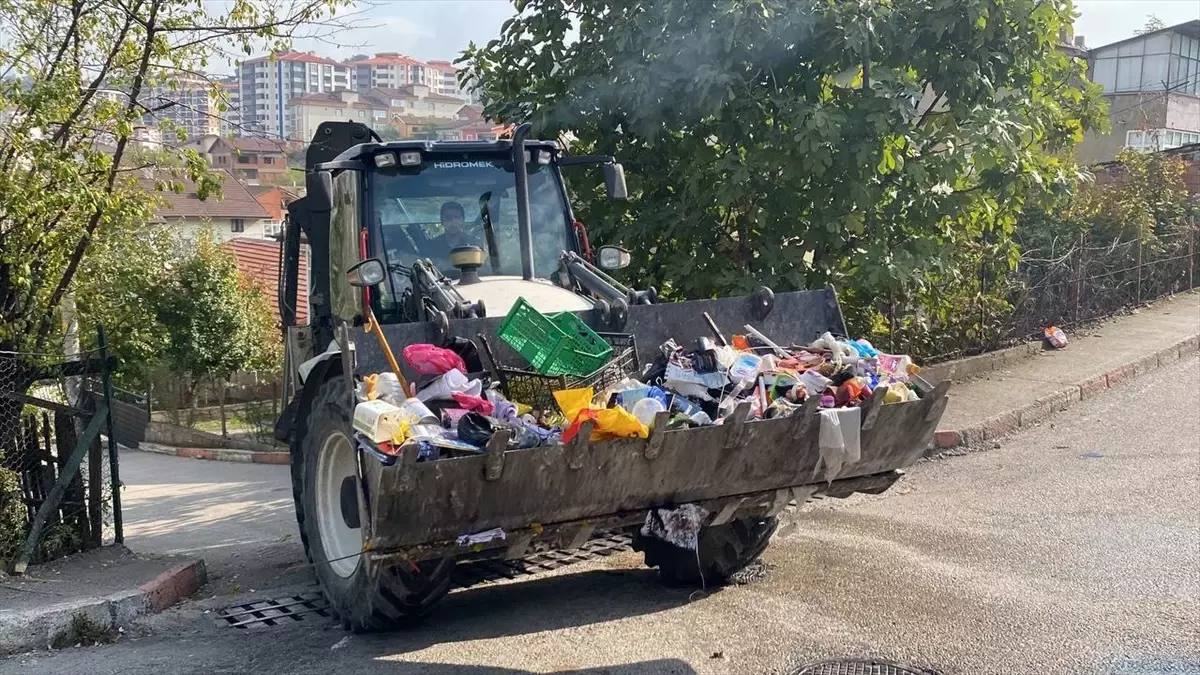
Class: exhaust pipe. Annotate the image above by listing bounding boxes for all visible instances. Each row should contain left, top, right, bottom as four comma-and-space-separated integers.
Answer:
512, 123, 535, 281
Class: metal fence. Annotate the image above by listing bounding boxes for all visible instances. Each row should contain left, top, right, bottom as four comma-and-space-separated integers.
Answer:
0, 331, 122, 573
917, 222, 1198, 363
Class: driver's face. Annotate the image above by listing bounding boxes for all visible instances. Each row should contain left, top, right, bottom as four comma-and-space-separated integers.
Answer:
442, 211, 464, 233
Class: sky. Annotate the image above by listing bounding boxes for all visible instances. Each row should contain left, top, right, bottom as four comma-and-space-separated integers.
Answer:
281, 0, 1200, 67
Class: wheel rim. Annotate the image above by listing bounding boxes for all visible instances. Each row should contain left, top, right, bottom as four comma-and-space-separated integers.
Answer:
316, 431, 361, 578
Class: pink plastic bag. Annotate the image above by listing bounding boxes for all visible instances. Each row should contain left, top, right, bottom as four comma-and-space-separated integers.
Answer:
403, 344, 467, 376
451, 392, 494, 415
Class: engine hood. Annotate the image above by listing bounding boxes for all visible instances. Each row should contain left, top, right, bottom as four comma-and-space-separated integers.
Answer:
454, 277, 593, 316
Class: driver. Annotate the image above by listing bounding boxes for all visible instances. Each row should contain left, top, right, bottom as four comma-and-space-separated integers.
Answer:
437, 201, 479, 250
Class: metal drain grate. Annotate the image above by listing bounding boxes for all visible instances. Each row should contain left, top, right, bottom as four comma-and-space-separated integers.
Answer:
791, 660, 939, 675
451, 532, 635, 589
216, 592, 330, 628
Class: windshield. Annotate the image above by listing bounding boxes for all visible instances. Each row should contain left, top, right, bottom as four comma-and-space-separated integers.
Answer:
370, 157, 572, 286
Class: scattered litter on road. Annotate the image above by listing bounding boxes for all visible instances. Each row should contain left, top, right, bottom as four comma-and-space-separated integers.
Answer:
456, 527, 506, 547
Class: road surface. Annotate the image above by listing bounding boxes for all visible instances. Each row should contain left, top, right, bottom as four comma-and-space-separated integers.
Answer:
4, 356, 1197, 675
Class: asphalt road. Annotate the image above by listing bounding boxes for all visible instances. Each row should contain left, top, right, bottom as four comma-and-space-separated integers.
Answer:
4, 355, 1197, 675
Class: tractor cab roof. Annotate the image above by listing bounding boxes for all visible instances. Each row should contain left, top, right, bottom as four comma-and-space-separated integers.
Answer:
322, 138, 562, 169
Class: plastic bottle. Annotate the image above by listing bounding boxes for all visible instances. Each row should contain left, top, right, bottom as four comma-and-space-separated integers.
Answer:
631, 397, 666, 426
376, 372, 406, 405
729, 353, 763, 382
416, 368, 483, 402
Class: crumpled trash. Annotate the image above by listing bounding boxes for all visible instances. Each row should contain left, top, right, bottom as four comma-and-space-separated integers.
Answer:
456, 527, 506, 547
817, 406, 861, 482
554, 387, 649, 443
403, 343, 467, 376
641, 504, 710, 551
451, 392, 494, 415
1044, 326, 1068, 349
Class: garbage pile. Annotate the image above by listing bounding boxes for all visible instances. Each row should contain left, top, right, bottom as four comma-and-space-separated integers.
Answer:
351, 298, 927, 463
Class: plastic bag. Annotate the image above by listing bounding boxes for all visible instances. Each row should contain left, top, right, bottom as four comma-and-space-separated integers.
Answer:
1044, 326, 1068, 349
403, 344, 468, 376
554, 387, 649, 443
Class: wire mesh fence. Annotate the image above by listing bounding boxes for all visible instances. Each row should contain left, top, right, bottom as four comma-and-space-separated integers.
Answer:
893, 222, 1198, 364
0, 343, 120, 571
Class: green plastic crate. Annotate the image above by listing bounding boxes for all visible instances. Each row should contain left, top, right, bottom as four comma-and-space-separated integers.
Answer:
546, 311, 614, 377
497, 297, 613, 377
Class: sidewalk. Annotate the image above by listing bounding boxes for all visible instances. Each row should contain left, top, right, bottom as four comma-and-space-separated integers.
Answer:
0, 546, 204, 655
927, 292, 1200, 450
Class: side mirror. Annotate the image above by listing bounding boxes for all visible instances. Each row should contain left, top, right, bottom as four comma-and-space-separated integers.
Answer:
307, 170, 333, 213
346, 258, 386, 288
603, 162, 628, 200
597, 245, 631, 270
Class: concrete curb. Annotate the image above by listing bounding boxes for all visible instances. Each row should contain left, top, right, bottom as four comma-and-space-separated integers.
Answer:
929, 334, 1200, 454
0, 560, 206, 655
135, 442, 290, 465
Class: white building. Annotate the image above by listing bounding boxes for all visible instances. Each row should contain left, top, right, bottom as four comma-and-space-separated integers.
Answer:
239, 51, 351, 139
143, 170, 278, 242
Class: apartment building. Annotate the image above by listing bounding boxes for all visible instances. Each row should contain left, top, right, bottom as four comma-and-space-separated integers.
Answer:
218, 77, 241, 137
288, 90, 391, 141
239, 51, 350, 138
133, 76, 221, 140
1078, 20, 1200, 163
348, 53, 473, 100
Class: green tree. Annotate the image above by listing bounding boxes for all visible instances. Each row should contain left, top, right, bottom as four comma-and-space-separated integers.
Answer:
153, 234, 280, 432
461, 0, 1106, 351
0, 0, 349, 360
1135, 15, 1167, 35
74, 222, 180, 389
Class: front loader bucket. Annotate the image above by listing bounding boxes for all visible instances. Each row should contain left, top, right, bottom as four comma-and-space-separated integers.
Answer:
350, 287, 951, 564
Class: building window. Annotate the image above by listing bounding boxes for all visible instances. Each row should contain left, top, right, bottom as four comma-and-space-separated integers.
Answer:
263, 156, 275, 165
1126, 128, 1200, 152
335, 108, 343, 117
231, 219, 245, 233
263, 222, 282, 239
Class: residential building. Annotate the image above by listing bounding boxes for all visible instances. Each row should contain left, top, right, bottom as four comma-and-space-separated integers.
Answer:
1078, 20, 1200, 164
373, 85, 465, 120
436, 120, 502, 142
177, 135, 291, 184
247, 185, 299, 240
139, 76, 222, 140
239, 51, 350, 138
347, 53, 448, 94
218, 77, 241, 137
144, 170, 276, 242
425, 60, 471, 99
287, 89, 391, 141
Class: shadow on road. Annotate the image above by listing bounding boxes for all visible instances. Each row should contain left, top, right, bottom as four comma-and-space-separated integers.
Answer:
340, 660, 699, 674
334, 567, 707, 658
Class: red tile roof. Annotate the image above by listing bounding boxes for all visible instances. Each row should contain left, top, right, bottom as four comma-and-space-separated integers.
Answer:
222, 238, 309, 326
349, 52, 424, 67
288, 91, 390, 109
457, 104, 484, 122
142, 170, 271, 220
426, 60, 457, 72
246, 50, 344, 67
226, 137, 289, 153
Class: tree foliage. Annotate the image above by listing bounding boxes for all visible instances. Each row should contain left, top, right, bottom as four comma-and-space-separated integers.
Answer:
461, 0, 1107, 348
0, 0, 349, 356
154, 233, 280, 390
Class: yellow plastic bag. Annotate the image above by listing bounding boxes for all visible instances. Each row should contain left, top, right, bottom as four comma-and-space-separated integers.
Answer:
554, 387, 649, 442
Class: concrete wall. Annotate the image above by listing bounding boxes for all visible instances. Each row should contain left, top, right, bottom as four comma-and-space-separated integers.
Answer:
143, 420, 275, 452
1077, 93, 1200, 165
1076, 93, 1168, 165
165, 218, 276, 243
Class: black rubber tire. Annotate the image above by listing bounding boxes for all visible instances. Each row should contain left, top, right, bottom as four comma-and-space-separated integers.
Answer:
637, 516, 778, 586
292, 377, 454, 631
